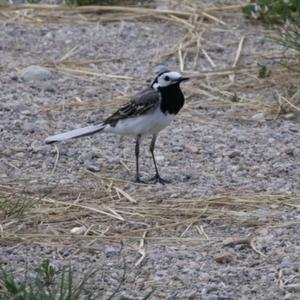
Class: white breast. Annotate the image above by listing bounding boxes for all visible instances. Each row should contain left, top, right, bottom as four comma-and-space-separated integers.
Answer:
104, 108, 175, 136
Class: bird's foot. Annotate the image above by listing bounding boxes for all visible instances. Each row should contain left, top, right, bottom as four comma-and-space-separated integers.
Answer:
135, 176, 147, 184
149, 174, 171, 185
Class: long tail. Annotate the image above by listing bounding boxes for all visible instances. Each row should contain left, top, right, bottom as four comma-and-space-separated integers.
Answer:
45, 123, 105, 144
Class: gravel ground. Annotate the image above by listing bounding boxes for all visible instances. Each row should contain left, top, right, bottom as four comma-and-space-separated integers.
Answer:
1, 1, 300, 299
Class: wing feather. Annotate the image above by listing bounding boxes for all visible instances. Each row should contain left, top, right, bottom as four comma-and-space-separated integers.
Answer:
104, 88, 160, 127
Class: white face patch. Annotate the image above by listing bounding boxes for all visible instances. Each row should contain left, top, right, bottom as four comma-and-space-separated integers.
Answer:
152, 82, 159, 91
156, 71, 182, 88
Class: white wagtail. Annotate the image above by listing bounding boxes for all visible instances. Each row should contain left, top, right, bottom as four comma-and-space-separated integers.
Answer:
45, 66, 189, 184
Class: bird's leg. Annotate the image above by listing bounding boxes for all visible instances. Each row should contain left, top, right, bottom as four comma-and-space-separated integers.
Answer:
149, 135, 170, 184
135, 134, 145, 183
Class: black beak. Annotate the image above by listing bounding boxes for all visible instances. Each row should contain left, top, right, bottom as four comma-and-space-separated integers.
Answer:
178, 76, 189, 82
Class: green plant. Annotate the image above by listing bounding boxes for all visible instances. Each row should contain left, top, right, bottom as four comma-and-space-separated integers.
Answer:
243, 0, 300, 24
0, 192, 36, 219
34, 259, 58, 286
230, 92, 239, 103
0, 260, 100, 300
243, 0, 300, 54
258, 63, 271, 78
65, 0, 149, 6
26, 0, 41, 4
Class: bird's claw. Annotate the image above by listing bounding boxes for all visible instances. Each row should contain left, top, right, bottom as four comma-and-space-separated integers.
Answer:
135, 177, 147, 184
149, 174, 171, 185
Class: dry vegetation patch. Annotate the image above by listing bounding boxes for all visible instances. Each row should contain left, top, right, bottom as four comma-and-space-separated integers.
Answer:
1, 179, 299, 247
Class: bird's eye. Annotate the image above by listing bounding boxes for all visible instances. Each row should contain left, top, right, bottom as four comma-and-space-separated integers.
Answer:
164, 76, 170, 81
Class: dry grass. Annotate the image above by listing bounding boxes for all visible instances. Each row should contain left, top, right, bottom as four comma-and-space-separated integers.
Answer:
1, 176, 299, 250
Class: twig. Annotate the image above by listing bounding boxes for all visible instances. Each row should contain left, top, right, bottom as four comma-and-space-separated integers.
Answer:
229, 36, 245, 83
114, 187, 137, 203
201, 49, 216, 68
178, 43, 184, 72
50, 145, 60, 175
250, 239, 267, 257
135, 231, 147, 266
276, 91, 300, 113
201, 11, 226, 25
41, 198, 125, 221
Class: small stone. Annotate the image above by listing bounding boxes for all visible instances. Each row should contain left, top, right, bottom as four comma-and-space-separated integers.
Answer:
256, 173, 265, 179
24, 122, 38, 133
202, 135, 214, 143
226, 150, 241, 159
70, 226, 86, 235
14, 104, 28, 113
273, 162, 291, 173
30, 142, 48, 154
172, 146, 183, 152
251, 112, 265, 122
285, 284, 300, 293
214, 253, 233, 264
282, 147, 294, 156
67, 148, 78, 157
288, 126, 299, 133
11, 75, 19, 81
22, 110, 32, 116
155, 155, 164, 161
284, 293, 295, 300
84, 87, 98, 97
283, 113, 295, 120
20, 65, 51, 82
280, 258, 294, 269
205, 283, 219, 293
79, 153, 94, 162
45, 32, 55, 39
236, 135, 248, 143
185, 144, 199, 154
85, 162, 100, 172
43, 83, 56, 93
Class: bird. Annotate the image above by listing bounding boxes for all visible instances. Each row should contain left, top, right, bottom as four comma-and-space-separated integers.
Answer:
45, 66, 189, 184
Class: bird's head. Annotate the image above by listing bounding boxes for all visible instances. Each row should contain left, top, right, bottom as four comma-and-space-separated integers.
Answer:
151, 66, 189, 90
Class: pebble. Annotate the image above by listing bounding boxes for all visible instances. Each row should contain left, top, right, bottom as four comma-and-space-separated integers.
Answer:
85, 162, 100, 172
14, 104, 28, 113
84, 87, 99, 97
285, 284, 300, 293
284, 293, 295, 300
214, 253, 234, 264
70, 226, 86, 235
20, 65, 51, 82
67, 148, 78, 157
288, 126, 299, 133
283, 113, 295, 120
45, 31, 55, 39
203, 283, 219, 294
280, 258, 294, 269
273, 162, 292, 173
236, 135, 248, 143
30, 142, 48, 154
24, 122, 38, 133
226, 150, 241, 159
185, 144, 199, 154
43, 83, 57, 93
79, 153, 95, 162
251, 112, 265, 122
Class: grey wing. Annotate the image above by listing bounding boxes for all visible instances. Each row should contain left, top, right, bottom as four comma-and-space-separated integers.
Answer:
104, 88, 160, 126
